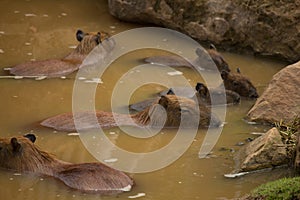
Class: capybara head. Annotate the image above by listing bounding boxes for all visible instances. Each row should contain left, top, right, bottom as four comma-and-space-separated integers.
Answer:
195, 82, 209, 98
135, 95, 221, 128
0, 134, 55, 173
221, 70, 258, 99
75, 29, 110, 55
195, 82, 240, 105
207, 44, 231, 72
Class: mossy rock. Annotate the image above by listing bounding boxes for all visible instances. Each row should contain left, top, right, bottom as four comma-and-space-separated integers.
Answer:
247, 177, 300, 200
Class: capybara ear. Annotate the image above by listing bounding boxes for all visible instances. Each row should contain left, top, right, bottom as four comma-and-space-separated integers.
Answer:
76, 30, 85, 42
158, 96, 170, 109
236, 68, 241, 74
221, 70, 229, 80
10, 138, 21, 153
195, 82, 204, 92
196, 82, 208, 96
209, 43, 217, 50
95, 32, 102, 44
24, 134, 36, 143
166, 88, 175, 95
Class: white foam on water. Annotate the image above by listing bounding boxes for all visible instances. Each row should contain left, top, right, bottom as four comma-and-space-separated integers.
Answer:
128, 193, 146, 198
167, 71, 183, 76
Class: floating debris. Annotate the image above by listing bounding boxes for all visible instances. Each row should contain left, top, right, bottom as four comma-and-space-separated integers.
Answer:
35, 76, 47, 81
25, 13, 37, 17
25, 42, 31, 46
3, 68, 11, 71
27, 52, 33, 56
104, 158, 118, 163
67, 133, 80, 136
14, 11, 20, 14
224, 171, 249, 178
109, 131, 116, 135
42, 14, 48, 17
167, 71, 183, 76
0, 49, 4, 53
121, 185, 132, 192
61, 13, 67, 16
243, 118, 258, 125
250, 132, 264, 136
68, 45, 77, 49
84, 78, 103, 84
60, 76, 66, 79
78, 77, 86, 80
109, 26, 116, 29
0, 75, 49, 80
14, 76, 23, 79
235, 142, 245, 146
128, 193, 146, 199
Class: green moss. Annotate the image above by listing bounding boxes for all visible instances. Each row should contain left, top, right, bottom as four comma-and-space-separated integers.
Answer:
250, 177, 300, 200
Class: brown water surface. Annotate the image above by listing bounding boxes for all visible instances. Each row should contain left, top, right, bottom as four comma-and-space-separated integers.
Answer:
0, 0, 289, 199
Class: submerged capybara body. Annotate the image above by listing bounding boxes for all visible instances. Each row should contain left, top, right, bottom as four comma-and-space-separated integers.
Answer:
130, 83, 240, 112
41, 95, 222, 132
220, 70, 258, 99
144, 44, 230, 72
0, 134, 133, 194
9, 30, 112, 78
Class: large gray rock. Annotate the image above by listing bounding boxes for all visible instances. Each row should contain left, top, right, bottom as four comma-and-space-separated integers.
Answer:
108, 0, 300, 62
233, 128, 288, 173
247, 61, 300, 124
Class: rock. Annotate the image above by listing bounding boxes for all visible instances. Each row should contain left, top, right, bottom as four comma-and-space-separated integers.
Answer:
232, 128, 288, 173
247, 61, 300, 124
108, 0, 300, 62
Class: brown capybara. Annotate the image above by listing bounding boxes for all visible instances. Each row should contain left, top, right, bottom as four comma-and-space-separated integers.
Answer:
144, 44, 230, 72
0, 134, 133, 195
8, 30, 112, 78
41, 95, 222, 132
195, 44, 230, 72
130, 83, 240, 112
194, 82, 240, 105
220, 70, 259, 99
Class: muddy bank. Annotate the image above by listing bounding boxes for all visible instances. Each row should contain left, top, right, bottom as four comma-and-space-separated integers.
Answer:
108, 0, 300, 63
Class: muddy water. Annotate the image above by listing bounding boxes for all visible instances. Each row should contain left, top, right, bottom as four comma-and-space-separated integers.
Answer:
0, 0, 289, 199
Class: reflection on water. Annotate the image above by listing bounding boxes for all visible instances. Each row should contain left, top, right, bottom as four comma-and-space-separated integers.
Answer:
0, 0, 288, 199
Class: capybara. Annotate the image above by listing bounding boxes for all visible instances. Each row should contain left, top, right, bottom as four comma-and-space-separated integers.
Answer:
8, 30, 112, 78
0, 134, 133, 195
144, 44, 230, 72
41, 95, 222, 132
130, 83, 240, 112
195, 44, 230, 72
220, 69, 259, 99
194, 82, 240, 105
